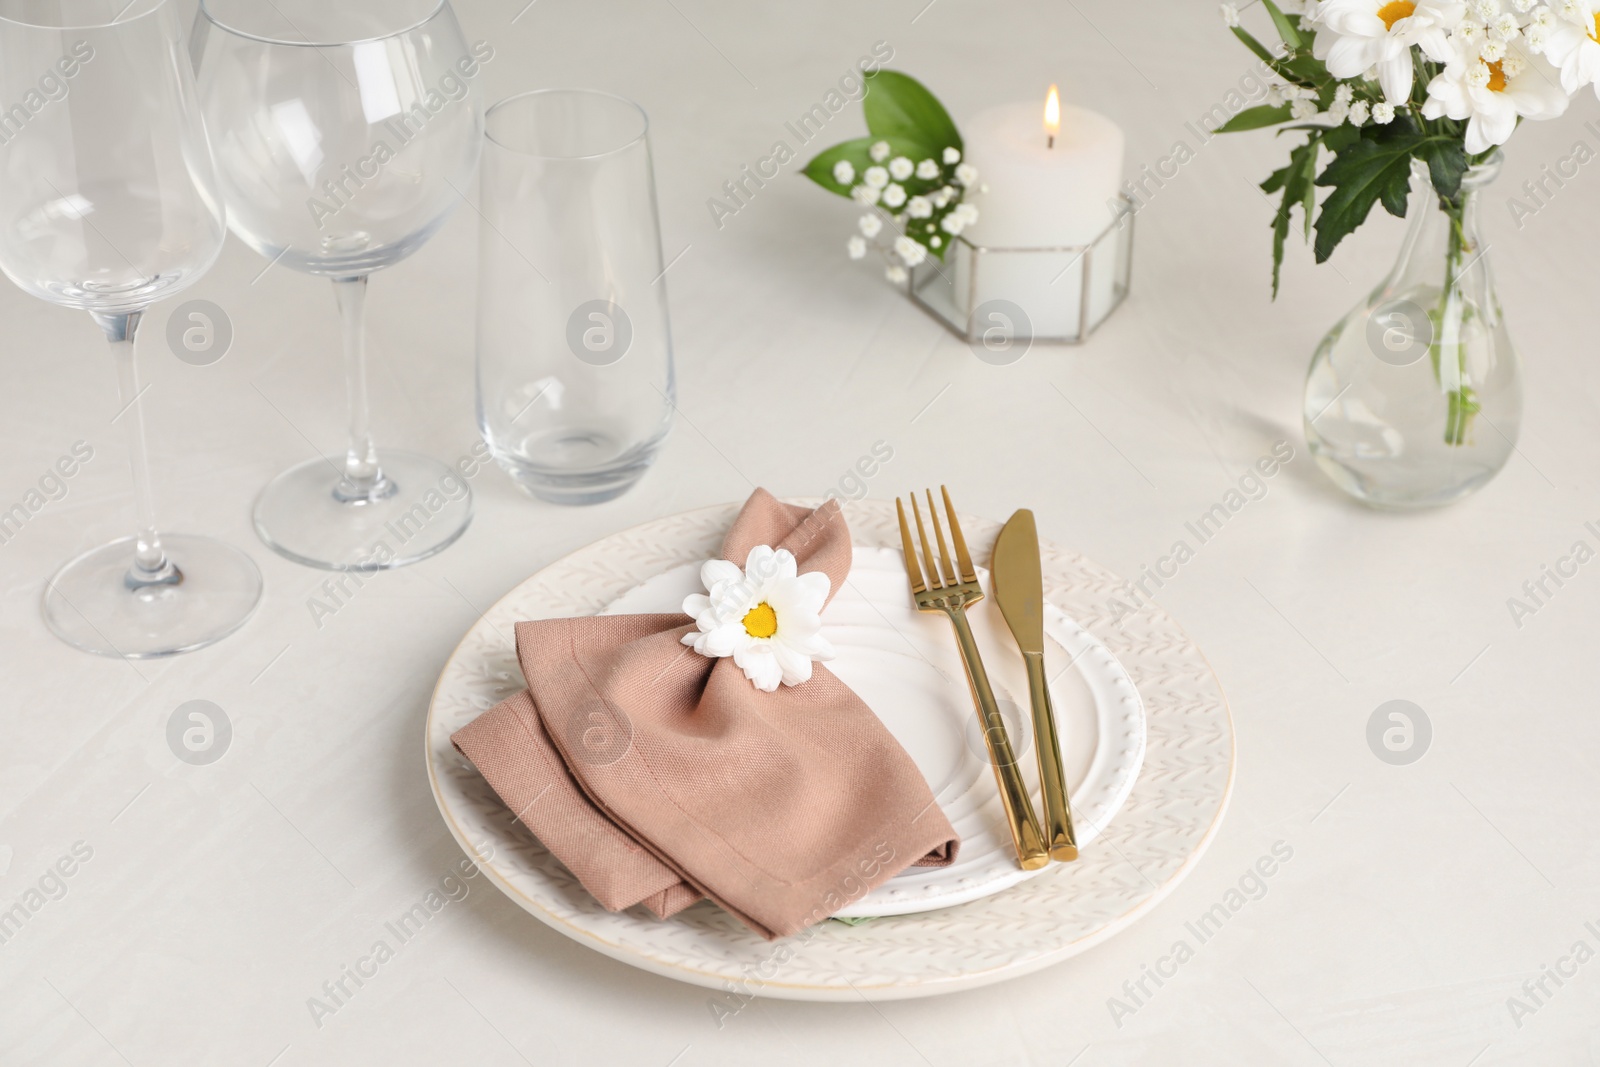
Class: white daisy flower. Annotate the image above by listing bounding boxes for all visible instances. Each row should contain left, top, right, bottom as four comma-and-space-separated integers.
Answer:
894, 235, 927, 266
885, 264, 908, 283
852, 184, 882, 206
882, 183, 907, 208
847, 235, 866, 259
859, 213, 883, 237
832, 160, 855, 185
942, 146, 961, 164
681, 546, 834, 692
869, 140, 891, 162
864, 166, 889, 189
954, 162, 978, 186
1423, 37, 1569, 151
888, 156, 914, 180
915, 158, 940, 179
1539, 0, 1600, 93
906, 195, 933, 218
1313, 0, 1467, 103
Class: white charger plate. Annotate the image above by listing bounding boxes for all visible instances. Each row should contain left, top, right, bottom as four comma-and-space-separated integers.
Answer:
601, 546, 1145, 917
425, 499, 1235, 1001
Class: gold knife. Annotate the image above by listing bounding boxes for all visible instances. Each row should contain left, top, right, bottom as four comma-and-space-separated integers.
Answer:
992, 509, 1078, 861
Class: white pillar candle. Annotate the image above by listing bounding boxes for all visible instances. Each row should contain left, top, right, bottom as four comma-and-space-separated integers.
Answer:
956, 88, 1125, 339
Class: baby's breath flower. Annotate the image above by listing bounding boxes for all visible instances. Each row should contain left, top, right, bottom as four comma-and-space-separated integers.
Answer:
888, 156, 914, 181
953, 203, 979, 225
885, 264, 908, 283
1470, 0, 1500, 19
1489, 12, 1520, 39
1334, 83, 1355, 105
954, 162, 978, 186
1455, 19, 1485, 42
1479, 37, 1506, 60
931, 186, 953, 208
852, 184, 881, 206
832, 160, 854, 185
940, 213, 965, 235
893, 235, 927, 266
1290, 98, 1318, 119
882, 183, 907, 208
930, 235, 942, 248
942, 146, 960, 164
863, 166, 889, 189
906, 195, 933, 218
1502, 51, 1528, 76
869, 141, 891, 162
915, 158, 940, 180
1372, 101, 1396, 123
1348, 99, 1370, 126
847, 235, 866, 260
1220, 2, 1240, 26
858, 213, 883, 238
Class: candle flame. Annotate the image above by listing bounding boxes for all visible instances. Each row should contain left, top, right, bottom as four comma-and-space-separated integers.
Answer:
1044, 84, 1061, 146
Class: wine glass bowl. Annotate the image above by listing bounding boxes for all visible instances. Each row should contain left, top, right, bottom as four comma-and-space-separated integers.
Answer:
198, 0, 481, 278
196, 0, 483, 570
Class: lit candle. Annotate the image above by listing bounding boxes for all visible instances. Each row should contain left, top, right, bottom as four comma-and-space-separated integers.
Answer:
956, 87, 1125, 339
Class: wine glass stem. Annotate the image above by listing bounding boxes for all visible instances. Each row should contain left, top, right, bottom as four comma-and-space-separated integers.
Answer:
95, 310, 178, 588
332, 274, 392, 503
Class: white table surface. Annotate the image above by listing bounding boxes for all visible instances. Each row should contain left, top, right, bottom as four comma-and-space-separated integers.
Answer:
4, 0, 1599, 1063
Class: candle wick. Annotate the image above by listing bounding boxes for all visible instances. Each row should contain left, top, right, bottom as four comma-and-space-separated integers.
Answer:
1047, 134, 1054, 149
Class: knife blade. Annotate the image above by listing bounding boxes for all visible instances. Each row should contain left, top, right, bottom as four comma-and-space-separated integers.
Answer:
993, 509, 1078, 861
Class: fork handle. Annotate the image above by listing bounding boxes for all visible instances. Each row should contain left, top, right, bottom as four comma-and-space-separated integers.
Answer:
946, 609, 1049, 871
1024, 651, 1079, 861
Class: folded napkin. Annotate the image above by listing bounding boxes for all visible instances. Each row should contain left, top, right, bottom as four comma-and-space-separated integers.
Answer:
452, 489, 959, 939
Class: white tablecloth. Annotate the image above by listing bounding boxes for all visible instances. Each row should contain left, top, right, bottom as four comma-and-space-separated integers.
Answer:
3, 0, 1597, 1063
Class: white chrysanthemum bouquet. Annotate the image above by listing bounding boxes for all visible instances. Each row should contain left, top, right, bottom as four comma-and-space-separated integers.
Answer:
803, 71, 979, 284
1220, 0, 1580, 294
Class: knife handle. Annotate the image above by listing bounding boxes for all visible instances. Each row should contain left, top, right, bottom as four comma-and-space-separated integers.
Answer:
1024, 650, 1078, 861
946, 609, 1049, 871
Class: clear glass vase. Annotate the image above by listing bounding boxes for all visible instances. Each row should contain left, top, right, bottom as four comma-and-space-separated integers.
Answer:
1303, 152, 1521, 509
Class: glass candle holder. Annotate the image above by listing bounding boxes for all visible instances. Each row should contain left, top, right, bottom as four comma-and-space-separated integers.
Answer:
905, 195, 1134, 345
475, 89, 675, 506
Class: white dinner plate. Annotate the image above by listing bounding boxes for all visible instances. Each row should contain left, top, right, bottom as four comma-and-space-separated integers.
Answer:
425, 499, 1235, 1001
600, 546, 1145, 917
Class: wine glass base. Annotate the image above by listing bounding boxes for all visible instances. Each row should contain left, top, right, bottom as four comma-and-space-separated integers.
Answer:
253, 450, 473, 571
42, 534, 263, 658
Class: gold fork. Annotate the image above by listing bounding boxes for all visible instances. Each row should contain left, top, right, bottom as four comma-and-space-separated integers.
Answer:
897, 486, 1048, 871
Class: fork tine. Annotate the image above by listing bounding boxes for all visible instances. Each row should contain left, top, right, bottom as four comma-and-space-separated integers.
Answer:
925, 489, 957, 586
941, 485, 978, 583
910, 493, 943, 590
895, 497, 927, 595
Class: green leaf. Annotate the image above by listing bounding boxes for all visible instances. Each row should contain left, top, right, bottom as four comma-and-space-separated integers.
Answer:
801, 135, 938, 199
1418, 139, 1467, 205
862, 71, 962, 154
1312, 126, 1422, 262
1215, 103, 1293, 133
1231, 25, 1279, 65
1267, 133, 1320, 298
1261, 0, 1302, 50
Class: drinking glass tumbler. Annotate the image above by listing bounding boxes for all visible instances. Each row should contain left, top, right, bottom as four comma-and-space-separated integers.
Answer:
476, 89, 674, 505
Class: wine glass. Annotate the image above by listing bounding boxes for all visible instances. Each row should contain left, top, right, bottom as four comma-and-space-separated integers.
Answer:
0, 0, 261, 658
195, 0, 483, 570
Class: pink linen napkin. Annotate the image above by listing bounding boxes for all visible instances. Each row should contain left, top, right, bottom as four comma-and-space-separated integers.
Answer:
452, 489, 959, 939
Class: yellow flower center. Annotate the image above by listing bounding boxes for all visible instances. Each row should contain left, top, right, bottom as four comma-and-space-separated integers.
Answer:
1591, 12, 1600, 43
1486, 59, 1507, 92
742, 601, 778, 638
1376, 0, 1415, 30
